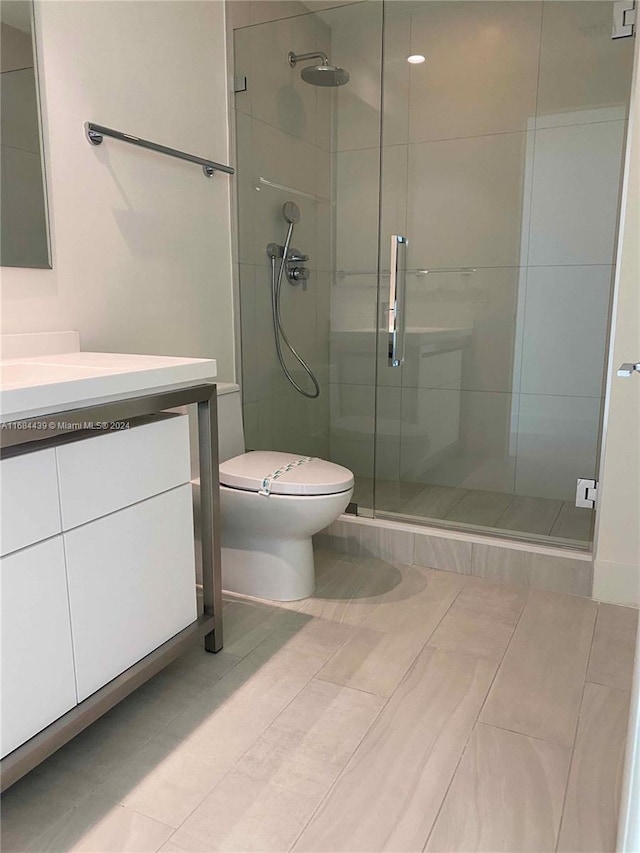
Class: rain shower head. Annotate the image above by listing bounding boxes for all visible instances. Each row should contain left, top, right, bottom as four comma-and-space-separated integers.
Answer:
302, 64, 350, 87
288, 50, 350, 87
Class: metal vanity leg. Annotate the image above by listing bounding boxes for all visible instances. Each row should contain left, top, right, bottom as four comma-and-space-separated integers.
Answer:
198, 386, 223, 652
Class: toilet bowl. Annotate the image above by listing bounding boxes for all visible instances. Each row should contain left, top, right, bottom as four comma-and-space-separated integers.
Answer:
212, 384, 353, 601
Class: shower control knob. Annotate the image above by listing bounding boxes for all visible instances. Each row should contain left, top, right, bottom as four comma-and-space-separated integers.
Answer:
288, 267, 310, 284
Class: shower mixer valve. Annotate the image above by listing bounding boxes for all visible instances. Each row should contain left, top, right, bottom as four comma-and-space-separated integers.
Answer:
266, 243, 310, 286
286, 249, 309, 285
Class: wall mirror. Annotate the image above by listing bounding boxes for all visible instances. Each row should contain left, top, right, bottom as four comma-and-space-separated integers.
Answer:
1, 0, 51, 268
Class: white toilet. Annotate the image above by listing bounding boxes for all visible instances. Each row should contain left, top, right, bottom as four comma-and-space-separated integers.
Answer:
215, 383, 354, 601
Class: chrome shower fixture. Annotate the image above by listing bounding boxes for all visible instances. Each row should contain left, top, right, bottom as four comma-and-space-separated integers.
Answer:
288, 51, 350, 87
282, 200, 300, 224
266, 202, 320, 399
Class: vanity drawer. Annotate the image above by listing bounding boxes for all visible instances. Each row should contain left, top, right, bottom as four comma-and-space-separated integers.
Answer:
56, 414, 191, 530
0, 448, 61, 556
64, 484, 197, 701
1, 537, 77, 758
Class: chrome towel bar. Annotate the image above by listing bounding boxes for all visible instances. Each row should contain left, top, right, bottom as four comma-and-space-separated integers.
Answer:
84, 122, 235, 178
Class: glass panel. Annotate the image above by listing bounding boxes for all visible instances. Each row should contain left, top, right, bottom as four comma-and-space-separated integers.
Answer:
233, 2, 383, 510
375, 1, 634, 548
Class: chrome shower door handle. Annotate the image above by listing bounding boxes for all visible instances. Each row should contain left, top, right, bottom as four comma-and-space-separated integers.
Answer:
388, 235, 408, 367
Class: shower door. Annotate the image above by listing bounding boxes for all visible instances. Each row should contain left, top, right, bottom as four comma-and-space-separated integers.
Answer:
372, 1, 635, 547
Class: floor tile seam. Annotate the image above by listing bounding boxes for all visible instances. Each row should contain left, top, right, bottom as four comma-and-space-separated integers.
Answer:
86, 704, 191, 802
585, 677, 634, 694
444, 507, 507, 529
419, 620, 522, 853
477, 604, 597, 747
157, 746, 251, 849
476, 587, 595, 744
408, 575, 470, 661
285, 672, 395, 852
298, 606, 369, 679
159, 654, 246, 702
395, 484, 438, 516
307, 604, 380, 632
283, 567, 469, 849
160, 640, 333, 847
584, 603, 601, 685
489, 494, 521, 530
548, 500, 570, 538
156, 649, 251, 716
420, 716, 480, 853
364, 580, 475, 703
350, 559, 385, 602
13, 791, 100, 853
427, 487, 471, 521
311, 560, 381, 613
473, 584, 531, 727
111, 739, 234, 834
149, 607, 354, 835
575, 602, 602, 702
56, 801, 177, 853
498, 496, 565, 537
131, 806, 175, 836
554, 674, 591, 853
477, 719, 575, 751
308, 675, 388, 701
423, 637, 511, 664
112, 680, 257, 841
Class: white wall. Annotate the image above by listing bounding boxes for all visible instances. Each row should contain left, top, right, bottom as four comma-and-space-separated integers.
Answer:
594, 36, 640, 610
0, 1, 236, 379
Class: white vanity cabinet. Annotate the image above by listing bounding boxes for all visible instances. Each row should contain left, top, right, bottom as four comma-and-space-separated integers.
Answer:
0, 414, 197, 757
0, 448, 62, 557
1, 536, 78, 759
65, 485, 197, 701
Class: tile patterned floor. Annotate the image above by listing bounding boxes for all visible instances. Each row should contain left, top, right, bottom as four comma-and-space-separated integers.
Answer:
353, 478, 594, 545
2, 548, 636, 853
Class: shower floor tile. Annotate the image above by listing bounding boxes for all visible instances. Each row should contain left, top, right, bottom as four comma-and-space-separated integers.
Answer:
354, 479, 593, 545
443, 489, 516, 527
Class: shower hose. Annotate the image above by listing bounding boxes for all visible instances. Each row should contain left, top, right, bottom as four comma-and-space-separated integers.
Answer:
269, 234, 320, 400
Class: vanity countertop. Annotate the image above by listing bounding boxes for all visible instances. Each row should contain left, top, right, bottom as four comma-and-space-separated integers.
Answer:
0, 351, 217, 422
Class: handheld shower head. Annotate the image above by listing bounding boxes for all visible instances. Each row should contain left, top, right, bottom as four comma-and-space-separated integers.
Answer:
288, 50, 350, 87
282, 201, 300, 224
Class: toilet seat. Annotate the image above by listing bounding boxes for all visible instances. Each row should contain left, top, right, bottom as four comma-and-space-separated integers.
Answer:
220, 451, 354, 497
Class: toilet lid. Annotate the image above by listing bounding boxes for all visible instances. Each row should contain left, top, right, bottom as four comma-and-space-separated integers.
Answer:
219, 451, 354, 496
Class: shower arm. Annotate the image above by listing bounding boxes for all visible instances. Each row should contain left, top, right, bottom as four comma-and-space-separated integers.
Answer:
288, 51, 329, 68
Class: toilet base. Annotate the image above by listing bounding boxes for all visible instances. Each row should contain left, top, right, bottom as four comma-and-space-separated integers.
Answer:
222, 536, 316, 601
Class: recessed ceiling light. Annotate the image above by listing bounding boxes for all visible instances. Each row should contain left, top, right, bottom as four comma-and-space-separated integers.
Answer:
407, 54, 426, 64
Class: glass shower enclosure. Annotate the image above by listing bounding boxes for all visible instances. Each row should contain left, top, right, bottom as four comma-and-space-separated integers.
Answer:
233, 1, 634, 550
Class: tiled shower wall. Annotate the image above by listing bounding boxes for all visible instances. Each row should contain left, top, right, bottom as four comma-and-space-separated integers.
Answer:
330, 1, 634, 502
233, 6, 335, 459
